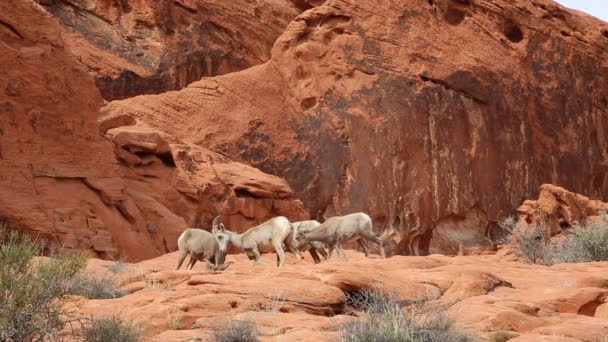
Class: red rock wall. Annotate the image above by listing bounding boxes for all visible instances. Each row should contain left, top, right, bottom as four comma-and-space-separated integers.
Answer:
103, 0, 608, 255
36, 0, 302, 100
0, 0, 307, 261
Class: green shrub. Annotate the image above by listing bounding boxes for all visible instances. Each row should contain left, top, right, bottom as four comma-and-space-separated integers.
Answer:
68, 273, 125, 299
503, 212, 608, 265
340, 287, 472, 342
0, 224, 87, 341
575, 213, 608, 261
107, 256, 127, 274
211, 318, 259, 342
81, 315, 143, 342
508, 220, 551, 264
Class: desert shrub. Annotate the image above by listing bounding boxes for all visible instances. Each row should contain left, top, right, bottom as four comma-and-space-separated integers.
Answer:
508, 220, 551, 264
68, 273, 125, 299
496, 216, 518, 244
107, 256, 127, 274
211, 318, 259, 342
489, 330, 517, 342
340, 287, 472, 342
504, 211, 608, 265
575, 213, 608, 261
261, 290, 285, 313
167, 307, 182, 330
0, 224, 87, 341
81, 315, 143, 342
544, 232, 590, 264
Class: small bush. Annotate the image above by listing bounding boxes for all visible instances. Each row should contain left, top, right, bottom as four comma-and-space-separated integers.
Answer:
261, 290, 285, 313
69, 274, 125, 299
82, 315, 143, 342
489, 330, 517, 342
340, 287, 472, 342
0, 224, 87, 341
544, 234, 589, 264
108, 256, 127, 274
496, 216, 517, 244
504, 212, 608, 265
211, 318, 259, 342
508, 220, 551, 264
575, 213, 608, 261
144, 278, 169, 290
167, 307, 182, 330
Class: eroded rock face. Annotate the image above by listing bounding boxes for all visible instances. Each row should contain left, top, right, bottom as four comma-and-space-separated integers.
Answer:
36, 0, 302, 100
517, 184, 608, 235
103, 0, 608, 255
0, 0, 307, 261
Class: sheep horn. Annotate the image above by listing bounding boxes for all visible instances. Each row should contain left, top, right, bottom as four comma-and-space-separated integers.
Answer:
211, 215, 222, 233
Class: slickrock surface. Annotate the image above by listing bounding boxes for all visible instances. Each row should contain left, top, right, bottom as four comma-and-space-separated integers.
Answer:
37, 0, 303, 100
103, 0, 608, 255
0, 0, 307, 261
70, 251, 608, 341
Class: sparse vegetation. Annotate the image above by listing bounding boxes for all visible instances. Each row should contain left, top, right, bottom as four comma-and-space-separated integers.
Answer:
340, 286, 472, 342
211, 318, 259, 342
69, 273, 125, 299
261, 290, 285, 313
501, 211, 608, 265
144, 278, 169, 290
489, 330, 517, 342
0, 224, 87, 341
81, 315, 143, 342
508, 219, 551, 264
108, 256, 128, 274
167, 307, 182, 330
573, 212, 608, 261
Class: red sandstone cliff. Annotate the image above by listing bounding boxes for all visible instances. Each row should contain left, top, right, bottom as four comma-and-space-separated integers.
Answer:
101, 0, 608, 255
0, 0, 307, 261
36, 0, 303, 100
1, 0, 607, 258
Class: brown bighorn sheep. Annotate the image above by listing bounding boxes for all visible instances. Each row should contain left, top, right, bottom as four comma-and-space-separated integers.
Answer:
293, 213, 385, 260
176, 226, 232, 271
292, 220, 330, 264
213, 216, 302, 267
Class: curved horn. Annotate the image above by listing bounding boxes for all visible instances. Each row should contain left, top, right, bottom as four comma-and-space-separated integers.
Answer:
211, 215, 222, 233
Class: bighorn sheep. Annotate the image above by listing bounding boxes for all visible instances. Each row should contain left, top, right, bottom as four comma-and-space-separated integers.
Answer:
176, 222, 232, 271
293, 213, 385, 260
213, 216, 302, 267
292, 220, 330, 264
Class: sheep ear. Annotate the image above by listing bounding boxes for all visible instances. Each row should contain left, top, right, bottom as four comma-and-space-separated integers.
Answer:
218, 223, 226, 232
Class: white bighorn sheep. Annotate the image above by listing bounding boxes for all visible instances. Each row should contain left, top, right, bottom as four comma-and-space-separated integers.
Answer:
213, 216, 302, 267
176, 219, 232, 271
293, 213, 385, 261
292, 220, 330, 264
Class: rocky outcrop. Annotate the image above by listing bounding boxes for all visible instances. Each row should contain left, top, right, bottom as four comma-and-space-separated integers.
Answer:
103, 0, 608, 255
0, 0, 307, 261
517, 184, 608, 235
70, 251, 608, 341
36, 0, 302, 100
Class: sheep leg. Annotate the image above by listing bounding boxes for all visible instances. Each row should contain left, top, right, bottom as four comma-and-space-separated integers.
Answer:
336, 241, 347, 262
252, 247, 262, 265
187, 256, 198, 270
285, 243, 303, 264
327, 244, 335, 259
358, 238, 370, 257
272, 240, 286, 267
317, 244, 330, 260
309, 247, 321, 264
362, 231, 385, 258
176, 252, 188, 270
